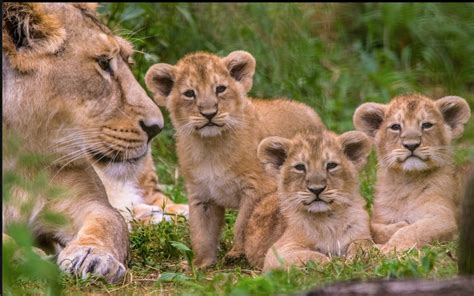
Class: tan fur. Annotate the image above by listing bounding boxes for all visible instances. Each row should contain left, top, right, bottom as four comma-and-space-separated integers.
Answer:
353, 94, 471, 253
245, 129, 372, 270
2, 3, 172, 282
145, 51, 324, 268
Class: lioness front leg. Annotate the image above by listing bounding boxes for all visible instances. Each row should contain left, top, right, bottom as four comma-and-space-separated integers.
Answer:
381, 217, 457, 254
371, 221, 409, 244
54, 201, 129, 283
263, 242, 329, 272
189, 198, 225, 268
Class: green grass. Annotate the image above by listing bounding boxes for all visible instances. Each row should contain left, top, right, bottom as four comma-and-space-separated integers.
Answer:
4, 3, 474, 295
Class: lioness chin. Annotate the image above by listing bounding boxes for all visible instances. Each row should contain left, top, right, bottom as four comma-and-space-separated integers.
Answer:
353, 93, 471, 253
2, 3, 177, 282
245, 129, 373, 271
145, 51, 324, 268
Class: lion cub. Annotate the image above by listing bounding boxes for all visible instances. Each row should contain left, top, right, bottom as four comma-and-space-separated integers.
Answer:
353, 94, 471, 253
145, 51, 324, 267
245, 129, 372, 271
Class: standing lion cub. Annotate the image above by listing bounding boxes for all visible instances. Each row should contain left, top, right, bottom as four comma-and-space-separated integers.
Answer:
353, 94, 471, 253
245, 129, 373, 271
145, 51, 324, 268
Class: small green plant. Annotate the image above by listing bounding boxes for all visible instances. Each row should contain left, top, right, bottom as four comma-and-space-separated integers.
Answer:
3, 136, 65, 296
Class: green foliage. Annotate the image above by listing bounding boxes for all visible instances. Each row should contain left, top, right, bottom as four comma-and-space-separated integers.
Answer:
3, 137, 64, 296
129, 216, 190, 267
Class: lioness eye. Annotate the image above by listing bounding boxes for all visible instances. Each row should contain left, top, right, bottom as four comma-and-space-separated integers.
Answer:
294, 164, 306, 172
422, 122, 433, 130
97, 56, 112, 74
216, 85, 227, 94
390, 124, 401, 131
326, 162, 338, 170
184, 90, 195, 98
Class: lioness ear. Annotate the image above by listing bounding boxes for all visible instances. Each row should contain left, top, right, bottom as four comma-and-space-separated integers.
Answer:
353, 103, 387, 137
257, 136, 291, 176
222, 50, 256, 94
2, 3, 66, 70
435, 96, 471, 139
339, 131, 372, 171
145, 63, 176, 107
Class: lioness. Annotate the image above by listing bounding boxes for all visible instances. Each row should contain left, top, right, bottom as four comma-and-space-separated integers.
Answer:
2, 3, 176, 282
353, 94, 471, 253
245, 129, 372, 271
145, 51, 324, 267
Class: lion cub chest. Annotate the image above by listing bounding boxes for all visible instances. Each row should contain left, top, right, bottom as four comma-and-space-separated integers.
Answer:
188, 160, 242, 208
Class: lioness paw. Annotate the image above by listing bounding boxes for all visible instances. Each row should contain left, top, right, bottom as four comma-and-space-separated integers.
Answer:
165, 204, 190, 219
58, 245, 126, 284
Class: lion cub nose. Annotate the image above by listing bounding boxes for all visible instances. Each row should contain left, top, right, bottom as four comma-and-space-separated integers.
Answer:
403, 142, 420, 152
308, 185, 326, 197
200, 110, 217, 121
139, 119, 162, 141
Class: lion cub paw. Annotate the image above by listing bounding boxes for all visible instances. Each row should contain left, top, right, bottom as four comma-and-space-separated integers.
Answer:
192, 257, 217, 270
224, 246, 246, 264
58, 245, 126, 284
224, 252, 247, 265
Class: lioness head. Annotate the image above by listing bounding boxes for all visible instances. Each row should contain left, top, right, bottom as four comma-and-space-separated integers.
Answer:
3, 3, 163, 178
353, 94, 471, 173
258, 129, 371, 215
145, 51, 256, 138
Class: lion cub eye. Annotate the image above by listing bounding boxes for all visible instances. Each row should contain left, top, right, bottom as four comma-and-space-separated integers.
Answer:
216, 85, 227, 94
294, 164, 306, 172
184, 90, 195, 98
421, 122, 434, 130
326, 162, 338, 170
389, 123, 401, 131
97, 56, 113, 74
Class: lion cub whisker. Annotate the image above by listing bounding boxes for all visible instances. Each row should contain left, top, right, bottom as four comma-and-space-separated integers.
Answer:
145, 50, 324, 268
245, 129, 373, 270
353, 93, 471, 253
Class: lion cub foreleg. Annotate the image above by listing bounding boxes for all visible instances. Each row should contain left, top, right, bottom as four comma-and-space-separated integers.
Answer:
263, 241, 330, 272
371, 221, 409, 244
381, 216, 457, 254
226, 194, 259, 259
189, 198, 225, 268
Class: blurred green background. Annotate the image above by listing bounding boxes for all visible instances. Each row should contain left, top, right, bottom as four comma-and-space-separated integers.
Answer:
99, 3, 474, 185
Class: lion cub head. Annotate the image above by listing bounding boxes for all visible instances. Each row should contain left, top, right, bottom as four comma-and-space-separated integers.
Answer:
258, 129, 371, 215
145, 51, 256, 138
353, 94, 471, 173
3, 3, 163, 178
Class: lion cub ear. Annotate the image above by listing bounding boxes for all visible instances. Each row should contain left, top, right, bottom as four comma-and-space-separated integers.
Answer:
2, 3, 66, 71
435, 96, 471, 139
353, 103, 387, 137
145, 64, 177, 107
339, 131, 372, 171
222, 50, 256, 94
257, 136, 291, 176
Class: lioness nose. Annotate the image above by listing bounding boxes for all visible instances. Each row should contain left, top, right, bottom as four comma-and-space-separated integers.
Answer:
308, 186, 326, 197
200, 110, 217, 121
403, 142, 420, 152
139, 119, 162, 141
